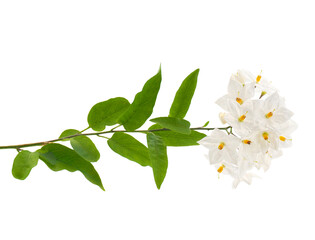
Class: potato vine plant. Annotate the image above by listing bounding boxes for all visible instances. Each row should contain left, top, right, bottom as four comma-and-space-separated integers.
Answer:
1, 67, 296, 190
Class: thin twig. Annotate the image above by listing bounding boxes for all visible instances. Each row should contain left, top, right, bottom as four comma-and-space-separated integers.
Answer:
0, 126, 232, 150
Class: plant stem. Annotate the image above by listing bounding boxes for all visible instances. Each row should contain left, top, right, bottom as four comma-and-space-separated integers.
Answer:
79, 127, 90, 133
0, 126, 232, 150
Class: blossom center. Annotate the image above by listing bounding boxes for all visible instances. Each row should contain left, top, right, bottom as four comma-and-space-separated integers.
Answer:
242, 139, 251, 145
236, 97, 243, 105
262, 132, 269, 140
256, 75, 262, 83
218, 142, 225, 150
279, 136, 286, 141
217, 164, 225, 173
265, 112, 273, 118
238, 114, 246, 122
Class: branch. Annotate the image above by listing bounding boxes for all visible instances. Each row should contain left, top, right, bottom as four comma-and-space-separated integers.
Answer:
0, 126, 232, 150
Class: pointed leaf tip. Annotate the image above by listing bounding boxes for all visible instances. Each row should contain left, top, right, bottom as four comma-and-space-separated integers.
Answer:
169, 68, 200, 119
119, 67, 162, 131
38, 143, 104, 190
147, 133, 168, 189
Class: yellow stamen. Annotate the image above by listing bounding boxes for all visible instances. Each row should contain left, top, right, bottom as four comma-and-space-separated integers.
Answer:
236, 97, 243, 105
218, 142, 225, 150
279, 136, 286, 141
256, 75, 262, 83
217, 164, 225, 173
238, 114, 246, 122
242, 139, 251, 145
265, 112, 273, 118
262, 132, 269, 140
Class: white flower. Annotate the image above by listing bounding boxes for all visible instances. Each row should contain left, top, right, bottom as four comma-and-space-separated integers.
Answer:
232, 159, 256, 188
277, 120, 297, 148
254, 92, 293, 128
231, 69, 256, 84
254, 72, 277, 98
224, 100, 254, 137
238, 135, 260, 162
214, 161, 239, 179
203, 69, 296, 187
198, 129, 240, 165
216, 77, 255, 111
255, 149, 283, 171
253, 128, 280, 153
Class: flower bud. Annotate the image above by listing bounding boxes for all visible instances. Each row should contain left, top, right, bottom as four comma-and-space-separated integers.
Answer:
219, 112, 227, 124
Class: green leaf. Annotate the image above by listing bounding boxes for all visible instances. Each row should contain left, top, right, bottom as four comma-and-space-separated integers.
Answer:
108, 132, 150, 167
119, 67, 162, 131
149, 124, 206, 146
12, 150, 39, 180
202, 121, 210, 127
147, 133, 168, 189
70, 136, 100, 162
88, 97, 130, 131
150, 117, 191, 134
37, 143, 104, 190
59, 129, 100, 162
59, 129, 80, 140
169, 69, 199, 119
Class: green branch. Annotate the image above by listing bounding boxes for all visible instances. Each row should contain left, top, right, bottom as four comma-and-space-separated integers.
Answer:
0, 126, 232, 150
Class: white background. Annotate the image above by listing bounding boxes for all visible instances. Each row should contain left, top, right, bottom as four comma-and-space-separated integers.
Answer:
0, 0, 313, 239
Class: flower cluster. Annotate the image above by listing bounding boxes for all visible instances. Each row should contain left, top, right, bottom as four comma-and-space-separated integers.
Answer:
198, 70, 297, 187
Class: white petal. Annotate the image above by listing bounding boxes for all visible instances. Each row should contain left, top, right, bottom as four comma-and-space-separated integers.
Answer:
226, 134, 241, 149
243, 82, 256, 99
279, 120, 298, 135
232, 179, 241, 188
237, 69, 256, 83
198, 137, 219, 147
223, 148, 238, 165
269, 134, 280, 150
228, 79, 243, 96
226, 100, 242, 118
264, 92, 280, 111
210, 128, 228, 140
215, 94, 230, 111
198, 129, 227, 146
209, 149, 223, 164
274, 107, 294, 124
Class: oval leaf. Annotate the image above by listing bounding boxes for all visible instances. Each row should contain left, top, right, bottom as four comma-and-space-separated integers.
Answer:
59, 129, 80, 141
108, 132, 150, 167
70, 136, 100, 162
169, 69, 199, 119
38, 143, 104, 190
147, 133, 168, 189
59, 129, 100, 162
119, 67, 162, 131
88, 97, 130, 131
149, 124, 206, 146
12, 150, 39, 180
150, 117, 191, 134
